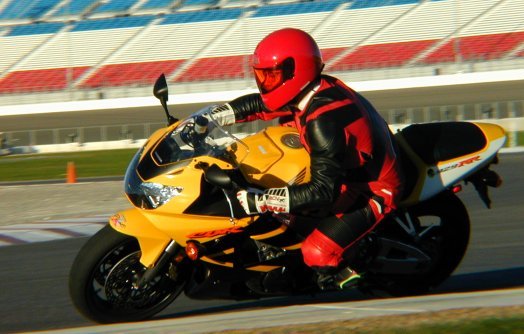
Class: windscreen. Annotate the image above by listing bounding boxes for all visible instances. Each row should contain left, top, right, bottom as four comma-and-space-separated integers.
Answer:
151, 107, 245, 166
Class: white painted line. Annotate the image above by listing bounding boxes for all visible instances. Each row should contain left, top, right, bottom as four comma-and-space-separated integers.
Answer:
308, 304, 426, 313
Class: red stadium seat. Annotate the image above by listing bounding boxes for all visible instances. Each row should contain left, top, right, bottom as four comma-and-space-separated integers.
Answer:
0, 67, 90, 93
320, 47, 346, 63
80, 60, 184, 88
173, 55, 252, 82
423, 32, 524, 63
327, 40, 436, 71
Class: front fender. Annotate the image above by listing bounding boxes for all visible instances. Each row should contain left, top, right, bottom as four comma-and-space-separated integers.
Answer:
109, 208, 171, 267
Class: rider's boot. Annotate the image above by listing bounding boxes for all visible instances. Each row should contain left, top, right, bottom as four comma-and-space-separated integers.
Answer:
315, 265, 361, 290
334, 266, 361, 289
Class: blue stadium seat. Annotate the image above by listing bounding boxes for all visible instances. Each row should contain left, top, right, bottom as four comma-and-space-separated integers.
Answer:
160, 7, 242, 24
52, 0, 98, 17
349, 0, 418, 10
0, 0, 59, 20
252, 0, 344, 17
71, 15, 155, 31
138, 0, 176, 10
6, 22, 66, 36
91, 0, 139, 14
180, 0, 218, 7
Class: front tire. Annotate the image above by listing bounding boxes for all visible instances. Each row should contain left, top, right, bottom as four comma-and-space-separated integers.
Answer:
69, 225, 186, 323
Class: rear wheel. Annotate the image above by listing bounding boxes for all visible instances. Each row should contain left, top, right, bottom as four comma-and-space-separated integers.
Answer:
370, 191, 470, 296
69, 225, 186, 323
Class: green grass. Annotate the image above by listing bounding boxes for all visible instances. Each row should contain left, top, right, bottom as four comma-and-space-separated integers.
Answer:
504, 131, 524, 147
518, 131, 524, 146
221, 310, 524, 334
0, 149, 137, 182
349, 317, 524, 334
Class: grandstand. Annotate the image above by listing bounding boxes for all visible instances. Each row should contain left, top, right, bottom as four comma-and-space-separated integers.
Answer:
0, 0, 522, 105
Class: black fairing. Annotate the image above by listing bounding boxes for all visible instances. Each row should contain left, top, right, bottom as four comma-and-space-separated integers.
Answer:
136, 140, 190, 180
184, 172, 249, 217
396, 140, 419, 201
400, 122, 486, 165
184, 177, 236, 216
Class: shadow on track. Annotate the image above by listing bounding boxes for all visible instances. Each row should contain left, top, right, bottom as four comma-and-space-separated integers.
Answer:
156, 267, 524, 321
437, 267, 524, 293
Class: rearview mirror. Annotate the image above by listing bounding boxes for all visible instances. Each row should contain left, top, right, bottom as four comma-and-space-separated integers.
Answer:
154, 74, 177, 125
204, 164, 234, 190
153, 74, 168, 101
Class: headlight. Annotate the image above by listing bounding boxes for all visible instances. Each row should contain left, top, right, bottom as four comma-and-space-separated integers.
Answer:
141, 182, 183, 209
127, 181, 183, 209
124, 150, 183, 209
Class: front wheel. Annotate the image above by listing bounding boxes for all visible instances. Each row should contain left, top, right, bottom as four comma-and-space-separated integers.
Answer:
69, 225, 186, 323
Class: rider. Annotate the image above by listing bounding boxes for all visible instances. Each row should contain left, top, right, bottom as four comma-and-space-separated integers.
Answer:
211, 28, 404, 289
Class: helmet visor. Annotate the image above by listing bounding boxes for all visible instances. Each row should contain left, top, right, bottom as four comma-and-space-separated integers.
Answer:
254, 67, 284, 94
253, 58, 294, 94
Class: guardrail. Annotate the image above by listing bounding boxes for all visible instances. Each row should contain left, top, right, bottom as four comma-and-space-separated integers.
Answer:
0, 122, 166, 148
2, 97, 522, 149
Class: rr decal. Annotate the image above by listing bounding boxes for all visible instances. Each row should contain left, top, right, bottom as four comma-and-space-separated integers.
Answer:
438, 155, 481, 174
187, 226, 244, 239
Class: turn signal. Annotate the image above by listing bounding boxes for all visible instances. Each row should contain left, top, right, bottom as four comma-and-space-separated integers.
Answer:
185, 241, 200, 261
452, 185, 462, 193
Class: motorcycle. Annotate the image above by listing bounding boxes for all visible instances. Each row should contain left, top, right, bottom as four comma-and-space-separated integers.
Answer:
69, 74, 506, 323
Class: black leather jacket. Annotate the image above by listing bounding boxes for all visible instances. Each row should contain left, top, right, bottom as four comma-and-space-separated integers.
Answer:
228, 75, 403, 214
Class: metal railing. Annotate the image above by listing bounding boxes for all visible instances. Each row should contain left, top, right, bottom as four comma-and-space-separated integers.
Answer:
1, 100, 523, 150
1, 122, 166, 147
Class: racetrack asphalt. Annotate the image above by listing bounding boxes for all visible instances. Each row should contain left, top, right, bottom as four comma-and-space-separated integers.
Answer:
0, 181, 128, 228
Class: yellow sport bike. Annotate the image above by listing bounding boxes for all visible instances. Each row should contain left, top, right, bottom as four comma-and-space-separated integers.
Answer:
69, 75, 506, 323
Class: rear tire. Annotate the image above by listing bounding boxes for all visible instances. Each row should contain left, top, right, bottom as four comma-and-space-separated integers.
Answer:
69, 225, 186, 323
370, 191, 470, 296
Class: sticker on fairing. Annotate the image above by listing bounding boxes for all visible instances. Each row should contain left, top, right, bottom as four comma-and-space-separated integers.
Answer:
437, 155, 481, 174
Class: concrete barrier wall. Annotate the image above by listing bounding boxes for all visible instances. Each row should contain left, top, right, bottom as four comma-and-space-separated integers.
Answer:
2, 118, 521, 156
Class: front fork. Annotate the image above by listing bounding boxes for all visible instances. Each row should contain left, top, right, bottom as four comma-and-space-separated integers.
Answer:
137, 240, 184, 288
109, 208, 187, 287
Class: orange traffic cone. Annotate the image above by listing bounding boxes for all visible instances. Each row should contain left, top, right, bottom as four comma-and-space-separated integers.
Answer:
66, 161, 77, 184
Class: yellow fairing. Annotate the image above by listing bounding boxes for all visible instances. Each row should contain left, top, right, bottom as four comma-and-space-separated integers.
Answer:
110, 207, 254, 267
109, 208, 172, 267
115, 158, 251, 267
146, 213, 253, 245
141, 126, 172, 154
473, 122, 506, 142
235, 126, 310, 188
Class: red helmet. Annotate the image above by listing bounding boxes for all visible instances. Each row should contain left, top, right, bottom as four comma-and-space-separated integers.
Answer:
252, 28, 324, 111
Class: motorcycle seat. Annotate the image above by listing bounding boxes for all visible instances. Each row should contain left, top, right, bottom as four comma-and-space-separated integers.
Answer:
399, 122, 487, 165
